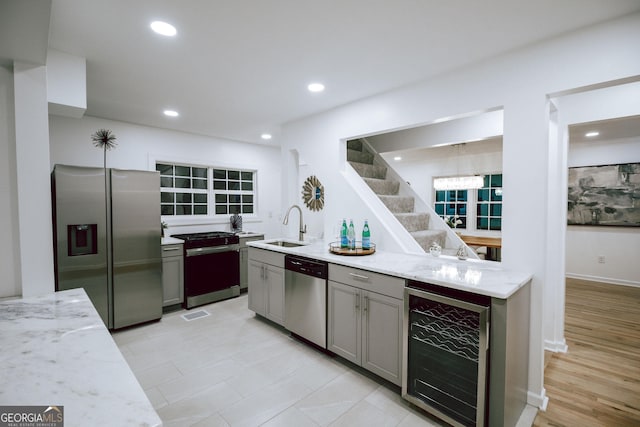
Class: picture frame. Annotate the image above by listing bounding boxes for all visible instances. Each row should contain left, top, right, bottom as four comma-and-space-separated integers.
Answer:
567, 162, 640, 227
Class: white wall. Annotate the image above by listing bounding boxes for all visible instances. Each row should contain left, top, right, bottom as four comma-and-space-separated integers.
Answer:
280, 13, 640, 408
49, 115, 283, 239
0, 65, 20, 298
566, 136, 640, 286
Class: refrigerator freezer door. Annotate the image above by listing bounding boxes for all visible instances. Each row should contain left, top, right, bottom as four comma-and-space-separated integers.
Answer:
110, 169, 163, 329
53, 165, 110, 326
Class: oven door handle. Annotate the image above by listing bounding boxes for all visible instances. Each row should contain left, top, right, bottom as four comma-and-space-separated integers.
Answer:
186, 245, 239, 257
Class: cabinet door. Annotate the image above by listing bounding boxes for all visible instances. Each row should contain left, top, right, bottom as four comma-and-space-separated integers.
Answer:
162, 255, 184, 306
239, 248, 248, 290
248, 260, 266, 316
265, 265, 285, 326
362, 291, 403, 386
328, 281, 361, 364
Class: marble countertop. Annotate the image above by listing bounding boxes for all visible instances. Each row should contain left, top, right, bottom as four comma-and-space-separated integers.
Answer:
0, 289, 162, 427
248, 238, 532, 299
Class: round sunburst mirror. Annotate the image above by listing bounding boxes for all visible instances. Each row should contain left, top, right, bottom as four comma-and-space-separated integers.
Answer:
302, 175, 324, 211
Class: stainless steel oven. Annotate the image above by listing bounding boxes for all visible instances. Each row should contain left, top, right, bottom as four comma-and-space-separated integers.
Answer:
403, 281, 490, 427
172, 232, 240, 308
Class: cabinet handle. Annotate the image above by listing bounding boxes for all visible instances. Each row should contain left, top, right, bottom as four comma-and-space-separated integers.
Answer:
363, 295, 369, 313
349, 272, 369, 281
355, 291, 360, 311
163, 247, 180, 252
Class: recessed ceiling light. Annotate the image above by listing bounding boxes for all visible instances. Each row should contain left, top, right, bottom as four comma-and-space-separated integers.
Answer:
163, 110, 179, 117
150, 21, 177, 36
394, 156, 402, 161
307, 83, 325, 93
585, 131, 600, 137
261, 133, 272, 140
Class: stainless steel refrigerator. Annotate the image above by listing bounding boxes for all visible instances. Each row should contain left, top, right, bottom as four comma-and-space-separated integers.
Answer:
52, 164, 162, 329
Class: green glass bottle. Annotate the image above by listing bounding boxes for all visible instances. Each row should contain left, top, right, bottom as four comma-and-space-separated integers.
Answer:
347, 219, 356, 250
340, 219, 348, 248
362, 220, 371, 250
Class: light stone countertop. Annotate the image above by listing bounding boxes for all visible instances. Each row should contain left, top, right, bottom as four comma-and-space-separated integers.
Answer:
248, 238, 532, 299
0, 289, 162, 427
161, 236, 184, 245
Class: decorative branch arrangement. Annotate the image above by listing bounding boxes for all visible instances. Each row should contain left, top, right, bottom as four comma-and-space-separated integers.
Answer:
91, 129, 117, 169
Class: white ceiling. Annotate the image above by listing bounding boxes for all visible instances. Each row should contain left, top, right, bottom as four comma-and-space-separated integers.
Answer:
44, 1, 640, 145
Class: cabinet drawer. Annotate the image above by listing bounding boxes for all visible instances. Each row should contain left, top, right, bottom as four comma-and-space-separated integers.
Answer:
329, 264, 404, 299
239, 235, 265, 248
248, 247, 284, 268
161, 244, 183, 258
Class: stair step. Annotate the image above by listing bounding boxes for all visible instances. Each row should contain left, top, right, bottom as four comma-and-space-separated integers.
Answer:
347, 148, 375, 164
349, 161, 387, 179
346, 139, 364, 151
394, 213, 430, 232
379, 195, 415, 213
410, 230, 447, 251
364, 178, 399, 195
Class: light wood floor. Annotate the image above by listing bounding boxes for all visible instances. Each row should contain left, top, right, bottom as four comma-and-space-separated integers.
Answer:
533, 278, 640, 427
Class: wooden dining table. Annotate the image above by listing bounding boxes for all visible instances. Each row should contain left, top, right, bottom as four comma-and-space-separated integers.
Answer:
459, 235, 502, 260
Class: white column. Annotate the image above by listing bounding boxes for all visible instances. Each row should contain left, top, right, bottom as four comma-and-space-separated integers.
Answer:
502, 93, 551, 408
13, 61, 55, 296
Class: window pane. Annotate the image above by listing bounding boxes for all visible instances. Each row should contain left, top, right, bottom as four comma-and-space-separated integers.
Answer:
192, 167, 207, 178
160, 177, 173, 188
242, 195, 253, 203
458, 217, 467, 229
175, 166, 190, 177
491, 174, 502, 187
435, 204, 444, 215
241, 171, 253, 180
477, 217, 488, 229
456, 190, 467, 201
490, 204, 502, 216
156, 163, 173, 175
228, 181, 240, 190
477, 189, 490, 201
175, 193, 192, 203
215, 205, 227, 215
215, 194, 227, 203
242, 205, 254, 214
483, 175, 491, 187
175, 177, 190, 188
229, 194, 241, 203
491, 189, 502, 202
230, 204, 241, 214
228, 170, 240, 180
213, 169, 226, 179
194, 206, 207, 215
490, 218, 502, 230
176, 205, 192, 215
445, 204, 456, 216
241, 181, 253, 191
194, 194, 207, 203
477, 204, 488, 216
161, 192, 174, 203
193, 179, 207, 189
214, 180, 226, 190
161, 205, 174, 215
435, 191, 445, 202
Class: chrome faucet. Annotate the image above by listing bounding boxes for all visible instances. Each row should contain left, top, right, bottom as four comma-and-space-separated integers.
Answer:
283, 204, 307, 241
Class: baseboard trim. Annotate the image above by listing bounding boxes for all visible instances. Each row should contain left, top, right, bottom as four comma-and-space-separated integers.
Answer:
566, 273, 640, 288
544, 338, 568, 353
528, 388, 548, 411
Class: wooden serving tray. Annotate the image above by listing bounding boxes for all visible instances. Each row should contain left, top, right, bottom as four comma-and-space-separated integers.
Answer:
329, 242, 376, 256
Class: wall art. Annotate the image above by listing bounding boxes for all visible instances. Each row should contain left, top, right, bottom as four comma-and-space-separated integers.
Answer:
567, 162, 640, 226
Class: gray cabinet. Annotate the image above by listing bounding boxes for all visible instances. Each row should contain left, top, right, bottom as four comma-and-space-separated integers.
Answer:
161, 243, 184, 307
247, 247, 285, 325
239, 234, 264, 291
328, 264, 404, 386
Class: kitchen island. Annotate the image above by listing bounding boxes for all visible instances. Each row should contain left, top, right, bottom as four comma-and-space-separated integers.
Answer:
0, 288, 162, 427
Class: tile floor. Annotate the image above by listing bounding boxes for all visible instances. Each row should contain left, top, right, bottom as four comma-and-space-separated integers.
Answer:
112, 294, 445, 427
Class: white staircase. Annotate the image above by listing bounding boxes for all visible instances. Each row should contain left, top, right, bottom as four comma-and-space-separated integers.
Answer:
346, 138, 475, 257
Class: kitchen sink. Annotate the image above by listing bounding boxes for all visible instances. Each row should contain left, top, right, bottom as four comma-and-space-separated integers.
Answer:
265, 240, 307, 248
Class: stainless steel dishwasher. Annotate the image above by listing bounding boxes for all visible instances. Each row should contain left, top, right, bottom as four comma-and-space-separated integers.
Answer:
284, 255, 328, 348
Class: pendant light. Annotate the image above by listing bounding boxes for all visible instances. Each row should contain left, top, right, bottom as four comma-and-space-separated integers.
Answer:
433, 143, 484, 190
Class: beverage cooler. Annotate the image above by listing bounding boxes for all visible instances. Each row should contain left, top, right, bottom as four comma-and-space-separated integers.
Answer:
403, 281, 490, 427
